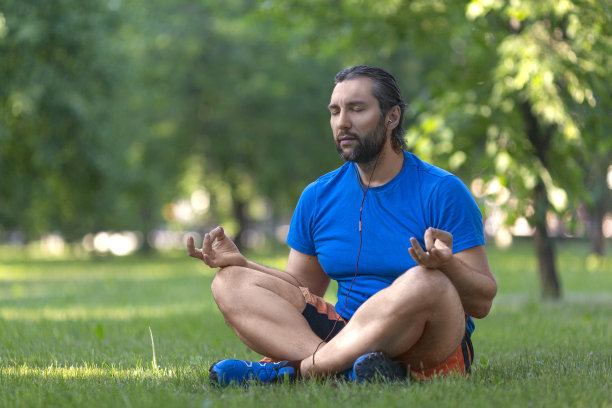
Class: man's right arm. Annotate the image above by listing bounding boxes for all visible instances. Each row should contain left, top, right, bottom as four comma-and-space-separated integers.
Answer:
187, 226, 330, 296
240, 249, 329, 296
285, 248, 330, 297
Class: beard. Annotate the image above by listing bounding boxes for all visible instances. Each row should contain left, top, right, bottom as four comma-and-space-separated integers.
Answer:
335, 116, 386, 164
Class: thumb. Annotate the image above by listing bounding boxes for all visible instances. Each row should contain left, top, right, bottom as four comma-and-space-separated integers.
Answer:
430, 228, 452, 243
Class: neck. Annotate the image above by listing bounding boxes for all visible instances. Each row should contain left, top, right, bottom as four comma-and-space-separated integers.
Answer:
355, 142, 404, 187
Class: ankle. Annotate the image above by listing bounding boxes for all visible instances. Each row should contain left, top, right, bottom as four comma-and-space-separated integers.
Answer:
298, 358, 312, 379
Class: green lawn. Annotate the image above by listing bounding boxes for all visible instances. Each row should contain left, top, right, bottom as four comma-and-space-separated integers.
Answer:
0, 240, 611, 407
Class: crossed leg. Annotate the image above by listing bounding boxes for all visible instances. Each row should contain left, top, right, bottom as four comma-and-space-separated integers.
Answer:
211, 264, 466, 377
211, 265, 322, 361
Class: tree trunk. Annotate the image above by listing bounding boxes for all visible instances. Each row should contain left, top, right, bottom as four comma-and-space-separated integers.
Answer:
521, 101, 562, 299
231, 192, 248, 252
532, 182, 561, 298
586, 206, 606, 256
585, 176, 610, 256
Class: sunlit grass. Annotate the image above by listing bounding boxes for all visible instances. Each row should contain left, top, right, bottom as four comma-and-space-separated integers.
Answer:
3, 364, 174, 382
0, 302, 209, 322
0, 240, 611, 407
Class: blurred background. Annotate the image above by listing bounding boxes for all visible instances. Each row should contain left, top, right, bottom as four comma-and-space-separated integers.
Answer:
1, 0, 610, 298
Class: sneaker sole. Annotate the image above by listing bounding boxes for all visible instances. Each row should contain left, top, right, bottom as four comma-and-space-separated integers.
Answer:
353, 352, 408, 382
208, 360, 296, 387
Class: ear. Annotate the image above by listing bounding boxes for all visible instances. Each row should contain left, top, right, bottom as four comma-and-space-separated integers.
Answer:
385, 105, 401, 129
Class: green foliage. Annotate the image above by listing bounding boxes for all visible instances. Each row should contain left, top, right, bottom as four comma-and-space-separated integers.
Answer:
0, 1, 119, 239
0, 242, 611, 407
471, 0, 612, 212
167, 0, 343, 218
0, 0, 190, 240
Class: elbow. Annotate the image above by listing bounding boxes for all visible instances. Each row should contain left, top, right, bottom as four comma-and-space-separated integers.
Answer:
470, 280, 498, 319
471, 299, 493, 319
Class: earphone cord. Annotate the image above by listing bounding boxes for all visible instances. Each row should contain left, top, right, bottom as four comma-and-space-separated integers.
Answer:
310, 153, 381, 368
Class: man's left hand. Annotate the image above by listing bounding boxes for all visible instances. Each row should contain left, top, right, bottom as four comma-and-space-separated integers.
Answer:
409, 227, 453, 269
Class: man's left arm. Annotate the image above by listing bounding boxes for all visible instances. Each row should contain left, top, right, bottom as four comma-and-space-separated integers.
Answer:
409, 227, 497, 318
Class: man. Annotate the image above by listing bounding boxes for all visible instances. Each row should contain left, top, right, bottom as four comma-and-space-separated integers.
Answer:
187, 65, 497, 386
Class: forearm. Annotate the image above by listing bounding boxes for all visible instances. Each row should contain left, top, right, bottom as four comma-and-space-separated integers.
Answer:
439, 255, 497, 318
243, 259, 303, 287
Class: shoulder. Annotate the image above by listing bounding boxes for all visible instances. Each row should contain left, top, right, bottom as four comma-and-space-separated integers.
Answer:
402, 151, 476, 206
301, 162, 352, 197
403, 151, 453, 181
402, 152, 460, 194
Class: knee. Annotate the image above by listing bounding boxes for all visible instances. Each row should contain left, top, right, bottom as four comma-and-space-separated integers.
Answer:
211, 266, 247, 308
394, 266, 459, 308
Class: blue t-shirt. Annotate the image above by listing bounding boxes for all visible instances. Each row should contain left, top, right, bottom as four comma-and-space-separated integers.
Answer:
287, 151, 484, 334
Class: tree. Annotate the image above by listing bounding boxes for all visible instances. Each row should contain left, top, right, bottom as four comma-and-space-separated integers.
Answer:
462, 0, 612, 293
0, 0, 193, 245
134, 0, 345, 248
0, 1, 124, 240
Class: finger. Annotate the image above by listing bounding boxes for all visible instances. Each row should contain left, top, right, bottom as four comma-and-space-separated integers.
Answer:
430, 228, 453, 245
203, 232, 213, 255
209, 226, 225, 245
409, 246, 433, 266
424, 228, 435, 251
408, 247, 420, 264
409, 237, 427, 257
186, 236, 203, 260
186, 236, 194, 252
409, 237, 429, 265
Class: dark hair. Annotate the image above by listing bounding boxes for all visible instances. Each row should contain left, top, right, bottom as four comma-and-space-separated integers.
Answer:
334, 65, 407, 151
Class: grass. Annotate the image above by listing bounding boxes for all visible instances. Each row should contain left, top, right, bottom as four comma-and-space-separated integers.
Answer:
0, 239, 611, 407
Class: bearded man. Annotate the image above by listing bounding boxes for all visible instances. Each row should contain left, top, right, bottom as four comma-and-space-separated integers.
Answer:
188, 65, 497, 385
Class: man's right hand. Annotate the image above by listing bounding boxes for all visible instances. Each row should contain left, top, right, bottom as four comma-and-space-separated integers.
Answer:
187, 226, 246, 269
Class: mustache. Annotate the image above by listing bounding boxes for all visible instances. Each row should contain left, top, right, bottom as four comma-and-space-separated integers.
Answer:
337, 131, 359, 138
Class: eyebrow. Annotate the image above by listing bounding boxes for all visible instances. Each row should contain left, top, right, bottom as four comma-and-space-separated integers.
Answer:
327, 99, 369, 110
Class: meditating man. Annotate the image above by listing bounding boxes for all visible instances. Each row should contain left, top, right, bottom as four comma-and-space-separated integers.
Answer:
187, 65, 497, 385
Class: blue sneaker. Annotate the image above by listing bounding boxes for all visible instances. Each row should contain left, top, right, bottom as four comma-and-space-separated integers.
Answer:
348, 352, 408, 383
209, 359, 296, 387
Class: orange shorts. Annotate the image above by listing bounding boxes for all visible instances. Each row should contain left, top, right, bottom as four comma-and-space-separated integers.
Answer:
299, 286, 474, 381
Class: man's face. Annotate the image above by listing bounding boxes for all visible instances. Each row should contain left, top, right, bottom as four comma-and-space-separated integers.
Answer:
328, 77, 386, 163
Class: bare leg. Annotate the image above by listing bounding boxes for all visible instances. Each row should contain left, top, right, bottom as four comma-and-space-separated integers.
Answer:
299, 266, 466, 378
211, 265, 323, 361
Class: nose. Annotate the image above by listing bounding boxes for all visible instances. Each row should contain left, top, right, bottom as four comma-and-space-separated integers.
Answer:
334, 109, 351, 131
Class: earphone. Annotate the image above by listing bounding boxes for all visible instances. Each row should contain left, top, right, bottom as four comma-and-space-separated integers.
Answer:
311, 150, 382, 367
311, 116, 392, 366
